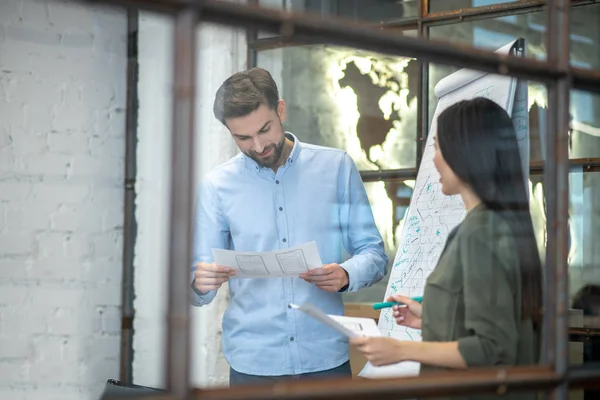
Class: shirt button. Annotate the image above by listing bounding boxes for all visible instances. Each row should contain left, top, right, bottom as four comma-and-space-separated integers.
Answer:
282, 238, 287, 243
288, 304, 292, 309
290, 337, 294, 341
275, 180, 280, 184
279, 207, 283, 211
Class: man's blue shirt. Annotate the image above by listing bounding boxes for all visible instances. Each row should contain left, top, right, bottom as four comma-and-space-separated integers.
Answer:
192, 133, 388, 376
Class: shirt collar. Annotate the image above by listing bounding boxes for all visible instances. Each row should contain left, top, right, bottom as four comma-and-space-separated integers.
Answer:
245, 131, 302, 172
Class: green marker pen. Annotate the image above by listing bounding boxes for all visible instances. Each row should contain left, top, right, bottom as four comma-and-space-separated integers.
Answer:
372, 296, 423, 310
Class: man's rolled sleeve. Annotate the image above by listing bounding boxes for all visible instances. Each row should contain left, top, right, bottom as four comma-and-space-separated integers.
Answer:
190, 177, 230, 307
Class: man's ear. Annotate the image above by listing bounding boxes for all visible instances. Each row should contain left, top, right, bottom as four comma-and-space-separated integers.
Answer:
277, 99, 286, 123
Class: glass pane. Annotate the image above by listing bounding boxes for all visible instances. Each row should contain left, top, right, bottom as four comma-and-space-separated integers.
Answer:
428, 16, 547, 164
258, 0, 418, 22
256, 1, 418, 39
258, 0, 285, 9
428, 4, 600, 69
571, 3, 600, 70
429, 0, 519, 14
256, 0, 282, 38
428, 60, 548, 163
346, 89, 552, 377
429, 13, 600, 160
355, 169, 600, 369
343, 179, 415, 302
567, 169, 600, 313
428, 12, 548, 152
256, 42, 419, 170
528, 168, 600, 375
428, 75, 600, 163
429, 12, 547, 61
570, 90, 600, 160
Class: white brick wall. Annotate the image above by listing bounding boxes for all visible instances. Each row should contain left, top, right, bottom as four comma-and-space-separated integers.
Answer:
0, 1, 127, 399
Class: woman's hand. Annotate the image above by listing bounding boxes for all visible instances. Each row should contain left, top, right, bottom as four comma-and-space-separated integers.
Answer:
350, 336, 414, 367
389, 294, 423, 329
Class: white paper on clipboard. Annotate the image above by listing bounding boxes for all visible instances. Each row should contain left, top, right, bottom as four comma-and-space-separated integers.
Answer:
289, 303, 382, 338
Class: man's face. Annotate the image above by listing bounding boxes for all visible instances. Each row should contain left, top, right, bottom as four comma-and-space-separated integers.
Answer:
225, 100, 287, 169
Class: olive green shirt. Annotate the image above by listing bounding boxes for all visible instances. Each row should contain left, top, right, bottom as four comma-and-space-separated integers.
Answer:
420, 204, 539, 400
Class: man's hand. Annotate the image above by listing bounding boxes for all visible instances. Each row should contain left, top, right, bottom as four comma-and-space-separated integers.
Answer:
194, 262, 236, 294
299, 263, 349, 292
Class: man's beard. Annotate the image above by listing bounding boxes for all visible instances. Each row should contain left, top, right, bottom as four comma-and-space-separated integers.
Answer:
247, 130, 286, 168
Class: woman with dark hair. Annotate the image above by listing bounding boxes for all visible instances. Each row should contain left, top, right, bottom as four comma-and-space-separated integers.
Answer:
352, 97, 543, 395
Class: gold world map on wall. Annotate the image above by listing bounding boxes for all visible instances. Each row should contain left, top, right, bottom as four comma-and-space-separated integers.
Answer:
338, 59, 419, 168
337, 58, 419, 243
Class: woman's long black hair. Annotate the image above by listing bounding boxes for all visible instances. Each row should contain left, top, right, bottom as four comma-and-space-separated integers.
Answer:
437, 97, 543, 329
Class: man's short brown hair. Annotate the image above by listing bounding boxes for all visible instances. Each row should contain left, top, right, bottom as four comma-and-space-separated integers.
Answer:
213, 67, 280, 125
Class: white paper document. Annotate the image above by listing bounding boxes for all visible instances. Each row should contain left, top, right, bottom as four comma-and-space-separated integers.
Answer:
359, 361, 420, 379
289, 303, 381, 338
211, 241, 323, 278
291, 303, 417, 379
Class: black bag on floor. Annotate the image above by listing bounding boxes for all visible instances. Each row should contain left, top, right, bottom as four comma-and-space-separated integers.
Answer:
99, 379, 165, 399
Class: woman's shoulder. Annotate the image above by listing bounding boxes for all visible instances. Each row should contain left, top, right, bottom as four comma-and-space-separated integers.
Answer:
460, 204, 512, 235
456, 204, 517, 256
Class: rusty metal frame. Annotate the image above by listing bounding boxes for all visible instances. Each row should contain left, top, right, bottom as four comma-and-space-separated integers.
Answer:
360, 158, 600, 183
424, 0, 598, 20
86, 0, 593, 87
244, 0, 600, 177
415, 0, 429, 172
543, 2, 571, 400
118, 6, 139, 385
246, 0, 597, 41
165, 7, 196, 398
569, 327, 600, 343
71, 0, 600, 399
192, 366, 559, 400
424, 0, 545, 22
246, 0, 258, 69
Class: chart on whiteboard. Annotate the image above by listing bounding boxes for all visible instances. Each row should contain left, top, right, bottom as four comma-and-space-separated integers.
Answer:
374, 98, 468, 376
384, 100, 468, 316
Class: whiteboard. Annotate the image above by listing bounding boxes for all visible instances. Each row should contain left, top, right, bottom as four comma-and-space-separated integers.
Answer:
360, 39, 529, 378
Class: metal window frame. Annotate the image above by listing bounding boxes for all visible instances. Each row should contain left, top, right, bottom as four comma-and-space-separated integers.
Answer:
248, 0, 600, 172
75, 0, 600, 399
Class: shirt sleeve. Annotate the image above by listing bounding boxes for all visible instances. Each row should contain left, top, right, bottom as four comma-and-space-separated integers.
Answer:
457, 228, 519, 367
338, 153, 388, 292
190, 177, 230, 306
